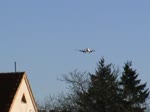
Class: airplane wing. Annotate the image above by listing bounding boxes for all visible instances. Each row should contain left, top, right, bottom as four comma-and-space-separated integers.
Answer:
89, 50, 95, 53
78, 50, 86, 53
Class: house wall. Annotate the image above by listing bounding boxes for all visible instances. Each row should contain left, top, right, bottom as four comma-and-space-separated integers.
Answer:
9, 78, 37, 112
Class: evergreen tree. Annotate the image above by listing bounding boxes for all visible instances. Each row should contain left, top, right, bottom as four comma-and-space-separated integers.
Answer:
77, 58, 120, 112
120, 62, 149, 112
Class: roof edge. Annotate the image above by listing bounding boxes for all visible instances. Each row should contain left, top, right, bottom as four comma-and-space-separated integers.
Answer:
23, 73, 38, 112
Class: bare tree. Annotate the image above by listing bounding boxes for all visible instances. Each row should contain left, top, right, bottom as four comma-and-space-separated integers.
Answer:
39, 70, 90, 112
61, 69, 90, 94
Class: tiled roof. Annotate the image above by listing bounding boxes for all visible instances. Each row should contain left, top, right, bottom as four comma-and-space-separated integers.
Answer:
0, 72, 24, 112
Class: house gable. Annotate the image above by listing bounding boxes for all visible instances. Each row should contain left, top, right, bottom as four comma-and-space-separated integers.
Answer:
9, 72, 38, 112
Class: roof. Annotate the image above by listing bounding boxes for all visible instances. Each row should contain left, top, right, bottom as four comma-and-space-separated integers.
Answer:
0, 72, 24, 112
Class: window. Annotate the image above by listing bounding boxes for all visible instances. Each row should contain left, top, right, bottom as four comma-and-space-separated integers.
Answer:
21, 94, 27, 103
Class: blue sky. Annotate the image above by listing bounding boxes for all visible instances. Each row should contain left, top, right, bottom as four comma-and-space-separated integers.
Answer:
0, 0, 150, 101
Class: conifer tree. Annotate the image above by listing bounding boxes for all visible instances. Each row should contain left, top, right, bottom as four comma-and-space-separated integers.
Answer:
77, 58, 120, 112
120, 62, 149, 112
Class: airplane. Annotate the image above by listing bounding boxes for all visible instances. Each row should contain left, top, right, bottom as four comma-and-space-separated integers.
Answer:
77, 48, 95, 53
